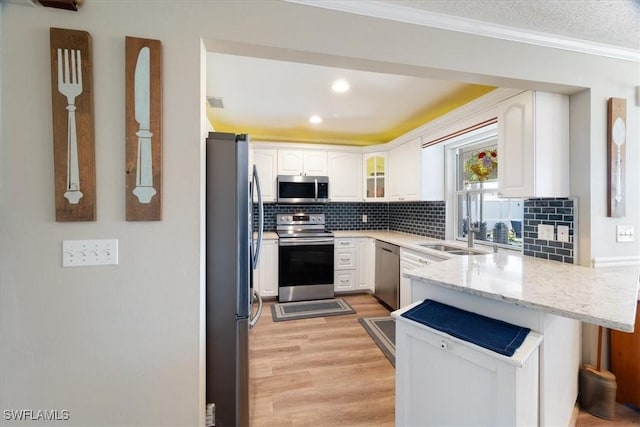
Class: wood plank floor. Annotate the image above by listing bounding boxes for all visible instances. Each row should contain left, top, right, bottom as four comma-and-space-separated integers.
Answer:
249, 293, 640, 426
249, 294, 395, 427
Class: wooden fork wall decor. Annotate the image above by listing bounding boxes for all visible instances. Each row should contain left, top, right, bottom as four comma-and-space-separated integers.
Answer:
49, 28, 96, 221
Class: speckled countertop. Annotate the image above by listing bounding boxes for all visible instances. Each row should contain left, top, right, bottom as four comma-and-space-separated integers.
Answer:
405, 253, 639, 332
262, 229, 639, 330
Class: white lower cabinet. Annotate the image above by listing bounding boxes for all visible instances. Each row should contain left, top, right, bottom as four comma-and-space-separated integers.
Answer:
254, 239, 278, 298
334, 237, 375, 293
393, 303, 542, 427
357, 238, 375, 291
399, 248, 446, 308
334, 238, 358, 293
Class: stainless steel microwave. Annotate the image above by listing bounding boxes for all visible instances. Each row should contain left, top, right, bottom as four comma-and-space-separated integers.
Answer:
277, 175, 329, 203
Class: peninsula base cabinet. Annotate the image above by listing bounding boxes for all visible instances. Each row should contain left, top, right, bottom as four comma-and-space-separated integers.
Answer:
410, 280, 581, 427
254, 239, 278, 298
393, 307, 541, 427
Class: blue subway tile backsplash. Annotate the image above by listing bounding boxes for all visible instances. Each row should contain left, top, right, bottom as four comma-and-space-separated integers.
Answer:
253, 197, 575, 264
254, 201, 446, 239
522, 198, 575, 264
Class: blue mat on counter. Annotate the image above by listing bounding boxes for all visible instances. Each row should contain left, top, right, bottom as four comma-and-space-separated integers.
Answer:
401, 299, 531, 357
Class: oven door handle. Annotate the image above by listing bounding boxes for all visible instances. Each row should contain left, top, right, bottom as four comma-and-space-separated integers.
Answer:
279, 238, 334, 246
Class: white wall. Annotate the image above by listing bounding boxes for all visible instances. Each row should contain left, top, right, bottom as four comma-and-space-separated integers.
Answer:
1, 1, 638, 425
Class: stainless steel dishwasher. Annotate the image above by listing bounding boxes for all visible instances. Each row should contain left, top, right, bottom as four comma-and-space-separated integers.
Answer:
375, 240, 400, 310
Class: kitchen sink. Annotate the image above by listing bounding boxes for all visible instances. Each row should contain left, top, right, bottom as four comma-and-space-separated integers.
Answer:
418, 243, 485, 256
417, 243, 463, 252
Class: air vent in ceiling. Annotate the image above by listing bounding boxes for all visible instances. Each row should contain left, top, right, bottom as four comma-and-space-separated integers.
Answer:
207, 97, 224, 109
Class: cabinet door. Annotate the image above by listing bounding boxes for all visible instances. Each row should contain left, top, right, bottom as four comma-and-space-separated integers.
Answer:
303, 151, 328, 175
277, 150, 303, 175
388, 146, 402, 200
252, 148, 277, 202
364, 153, 387, 200
497, 91, 534, 197
421, 143, 444, 201
357, 238, 375, 291
389, 138, 421, 201
328, 152, 362, 201
255, 240, 278, 298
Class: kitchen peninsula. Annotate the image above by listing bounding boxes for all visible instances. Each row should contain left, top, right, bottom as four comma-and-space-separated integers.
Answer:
403, 253, 639, 426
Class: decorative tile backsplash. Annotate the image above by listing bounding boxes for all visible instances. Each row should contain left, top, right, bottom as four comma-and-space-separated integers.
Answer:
523, 198, 575, 264
254, 201, 446, 239
389, 201, 446, 239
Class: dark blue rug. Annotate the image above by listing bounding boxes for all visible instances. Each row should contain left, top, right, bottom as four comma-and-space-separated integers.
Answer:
401, 299, 530, 357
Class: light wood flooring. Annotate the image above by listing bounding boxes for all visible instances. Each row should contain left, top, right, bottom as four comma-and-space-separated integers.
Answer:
249, 293, 640, 426
249, 293, 395, 426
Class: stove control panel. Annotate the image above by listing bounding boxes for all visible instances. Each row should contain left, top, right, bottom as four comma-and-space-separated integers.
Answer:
276, 213, 325, 226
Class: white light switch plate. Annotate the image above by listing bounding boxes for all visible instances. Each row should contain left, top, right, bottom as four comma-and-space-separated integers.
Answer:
557, 225, 570, 242
62, 239, 119, 267
616, 225, 635, 242
538, 224, 554, 240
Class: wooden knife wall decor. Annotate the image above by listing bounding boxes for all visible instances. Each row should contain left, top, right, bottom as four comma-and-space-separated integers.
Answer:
125, 37, 162, 221
50, 28, 96, 221
607, 97, 627, 218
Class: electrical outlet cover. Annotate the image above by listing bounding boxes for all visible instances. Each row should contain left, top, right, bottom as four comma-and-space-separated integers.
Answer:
557, 225, 570, 242
538, 224, 554, 240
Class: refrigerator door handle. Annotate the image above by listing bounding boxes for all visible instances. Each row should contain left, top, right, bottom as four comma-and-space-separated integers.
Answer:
249, 288, 263, 329
251, 165, 264, 270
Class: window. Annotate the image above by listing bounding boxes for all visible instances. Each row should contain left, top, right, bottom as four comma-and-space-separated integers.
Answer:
446, 124, 523, 249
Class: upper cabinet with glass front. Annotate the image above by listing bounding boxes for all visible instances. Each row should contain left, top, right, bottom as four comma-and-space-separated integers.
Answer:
364, 153, 387, 200
497, 91, 569, 198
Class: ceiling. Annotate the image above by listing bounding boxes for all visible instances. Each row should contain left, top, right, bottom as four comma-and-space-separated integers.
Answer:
206, 0, 639, 146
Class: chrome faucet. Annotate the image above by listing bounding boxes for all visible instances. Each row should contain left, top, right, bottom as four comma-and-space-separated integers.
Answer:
465, 189, 476, 248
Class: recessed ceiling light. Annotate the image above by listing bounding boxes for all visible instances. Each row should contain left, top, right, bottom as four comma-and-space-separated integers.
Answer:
309, 114, 323, 124
331, 79, 350, 93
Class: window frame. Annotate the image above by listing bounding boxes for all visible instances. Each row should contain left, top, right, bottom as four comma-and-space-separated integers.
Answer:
443, 123, 522, 251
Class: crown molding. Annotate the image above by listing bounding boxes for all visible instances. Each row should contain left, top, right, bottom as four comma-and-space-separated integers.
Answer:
286, 0, 640, 63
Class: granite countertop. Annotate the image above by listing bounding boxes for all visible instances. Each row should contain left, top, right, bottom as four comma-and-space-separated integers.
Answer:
405, 253, 640, 332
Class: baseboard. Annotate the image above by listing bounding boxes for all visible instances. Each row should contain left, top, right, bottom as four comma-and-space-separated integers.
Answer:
568, 401, 579, 427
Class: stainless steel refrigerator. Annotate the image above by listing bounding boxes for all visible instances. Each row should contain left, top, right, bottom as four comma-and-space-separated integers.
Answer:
206, 132, 263, 427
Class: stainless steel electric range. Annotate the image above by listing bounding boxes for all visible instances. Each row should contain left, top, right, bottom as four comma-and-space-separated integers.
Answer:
276, 213, 334, 302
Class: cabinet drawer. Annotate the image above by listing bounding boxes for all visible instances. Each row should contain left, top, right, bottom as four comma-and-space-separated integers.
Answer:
335, 238, 356, 248
334, 270, 356, 292
335, 247, 357, 269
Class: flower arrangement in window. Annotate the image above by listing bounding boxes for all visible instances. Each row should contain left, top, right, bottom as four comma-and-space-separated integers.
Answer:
464, 148, 497, 182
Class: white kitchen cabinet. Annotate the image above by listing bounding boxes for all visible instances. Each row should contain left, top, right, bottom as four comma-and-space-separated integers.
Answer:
334, 238, 359, 293
357, 238, 375, 292
389, 137, 421, 201
394, 303, 542, 427
277, 149, 327, 176
328, 152, 363, 201
251, 147, 277, 202
254, 239, 278, 298
363, 152, 387, 200
399, 248, 446, 308
421, 143, 444, 201
497, 90, 569, 198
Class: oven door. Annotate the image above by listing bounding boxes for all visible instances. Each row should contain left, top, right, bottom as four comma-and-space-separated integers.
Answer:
278, 237, 334, 302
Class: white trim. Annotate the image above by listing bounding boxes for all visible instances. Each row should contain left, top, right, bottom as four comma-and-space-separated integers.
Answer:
591, 256, 640, 268
286, 0, 640, 63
